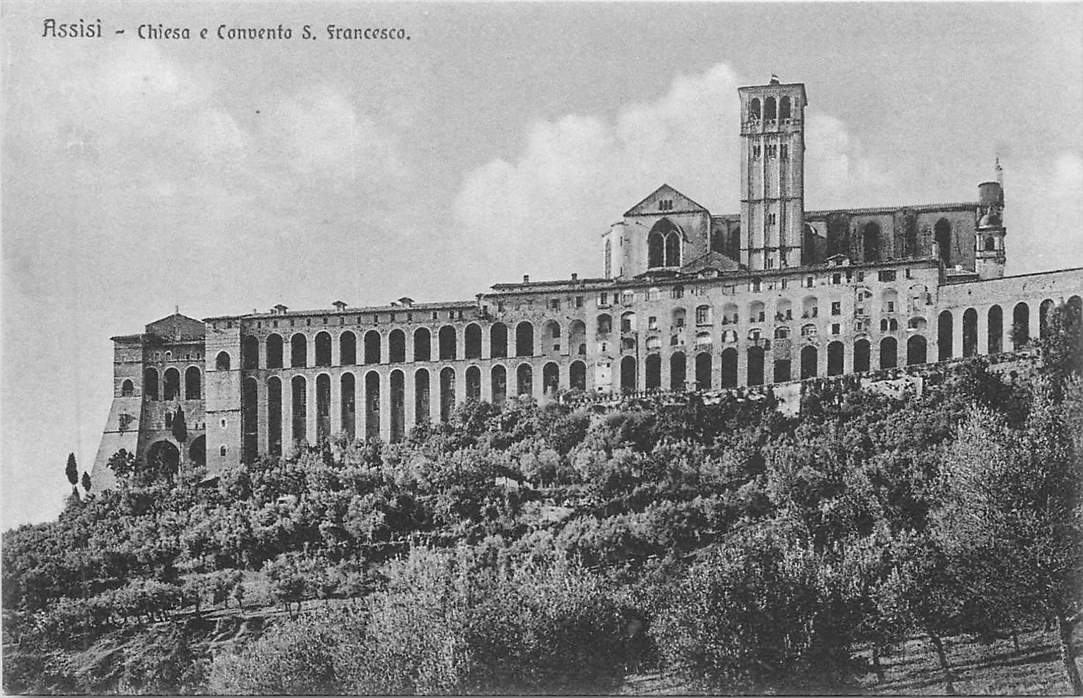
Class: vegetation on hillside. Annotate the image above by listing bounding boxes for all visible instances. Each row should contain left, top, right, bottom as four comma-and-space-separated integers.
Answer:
3, 304, 1081, 695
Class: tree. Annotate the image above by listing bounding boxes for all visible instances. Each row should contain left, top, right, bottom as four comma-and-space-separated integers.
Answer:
81, 471, 91, 492
65, 453, 78, 488
172, 405, 188, 443
935, 383, 1083, 694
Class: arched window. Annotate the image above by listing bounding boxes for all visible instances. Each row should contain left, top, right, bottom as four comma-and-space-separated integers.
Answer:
490, 364, 507, 405
569, 320, 587, 356
364, 330, 382, 364
185, 366, 201, 399
290, 334, 306, 368
695, 305, 712, 325
750, 301, 765, 323
414, 369, 430, 423
340, 331, 357, 365
854, 339, 871, 373
216, 351, 232, 371
749, 98, 761, 120
438, 326, 457, 361
339, 373, 355, 441
938, 311, 953, 361
935, 218, 952, 264
596, 314, 612, 336
670, 352, 686, 391
517, 363, 533, 396
365, 371, 380, 439
880, 337, 898, 369
220, 445, 227, 457
671, 307, 686, 329
775, 299, 793, 322
984, 236, 996, 252
543, 362, 560, 395
963, 308, 978, 356
464, 324, 482, 359
827, 341, 844, 376
515, 322, 534, 357
1012, 302, 1030, 349
620, 356, 636, 394
780, 95, 792, 120
489, 323, 508, 359
1039, 299, 1055, 339
144, 368, 159, 400
390, 371, 405, 442
620, 311, 636, 333
695, 352, 712, 390
774, 326, 790, 340
907, 335, 927, 366
747, 346, 765, 386
764, 96, 777, 120
291, 375, 307, 443
388, 329, 406, 363
266, 334, 284, 369
648, 232, 665, 268
242, 335, 259, 370
800, 345, 818, 379
163, 368, 180, 400
862, 222, 881, 263
121, 379, 135, 397
721, 348, 738, 388
414, 327, 432, 362
314, 332, 332, 367
465, 365, 482, 402
987, 305, 1003, 354
570, 360, 587, 391
665, 232, 681, 267
542, 320, 561, 355
802, 296, 818, 319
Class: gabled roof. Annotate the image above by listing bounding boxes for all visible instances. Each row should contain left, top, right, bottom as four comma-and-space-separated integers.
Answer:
145, 312, 205, 341
680, 250, 742, 275
623, 183, 709, 217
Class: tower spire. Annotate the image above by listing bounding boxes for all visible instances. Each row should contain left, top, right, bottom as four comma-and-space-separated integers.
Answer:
994, 154, 1003, 187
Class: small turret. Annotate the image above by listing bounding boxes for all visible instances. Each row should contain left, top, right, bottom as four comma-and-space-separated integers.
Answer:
975, 158, 1006, 280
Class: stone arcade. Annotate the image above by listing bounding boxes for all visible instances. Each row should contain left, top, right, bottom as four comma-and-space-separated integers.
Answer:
91, 76, 1083, 488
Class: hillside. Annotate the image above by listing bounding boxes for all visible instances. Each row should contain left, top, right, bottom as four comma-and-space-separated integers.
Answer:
3, 306, 1082, 695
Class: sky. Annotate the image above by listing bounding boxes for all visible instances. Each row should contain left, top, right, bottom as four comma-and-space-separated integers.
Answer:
3, 1, 1082, 529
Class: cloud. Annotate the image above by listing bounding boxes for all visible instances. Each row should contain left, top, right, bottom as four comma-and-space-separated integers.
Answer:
450, 62, 884, 282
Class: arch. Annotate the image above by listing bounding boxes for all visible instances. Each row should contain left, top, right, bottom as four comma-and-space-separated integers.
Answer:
543, 361, 560, 395
266, 333, 284, 369
670, 352, 687, 391
188, 435, 206, 468
315, 332, 332, 367
907, 335, 927, 366
465, 365, 482, 401
542, 320, 562, 355
338, 331, 356, 366
881, 288, 899, 314
291, 375, 307, 444
365, 371, 380, 439
802, 296, 818, 319
390, 370, 405, 442
620, 356, 637, 394
517, 363, 534, 396
827, 341, 844, 376
780, 95, 792, 120
315, 373, 331, 444
861, 222, 881, 263
491, 364, 507, 405
962, 308, 978, 357
648, 231, 665, 268
722, 302, 739, 324
184, 366, 201, 399
216, 351, 232, 371
671, 307, 687, 329
934, 218, 952, 264
1039, 298, 1056, 339
987, 305, 1003, 353
664, 231, 681, 267
570, 360, 587, 391
747, 346, 765, 386
776, 298, 793, 322
121, 378, 135, 397
267, 376, 282, 455
854, 338, 871, 372
750, 301, 765, 323
414, 369, 431, 424
242, 335, 260, 370
489, 323, 508, 359
879, 337, 898, 369
938, 311, 953, 361
569, 320, 587, 356
1012, 302, 1030, 349
764, 95, 777, 120
145, 441, 180, 475
515, 322, 534, 357
414, 327, 432, 362
695, 352, 712, 390
620, 311, 637, 333
464, 323, 483, 359
749, 97, 761, 120
645, 354, 661, 390
364, 330, 382, 364
388, 329, 406, 363
596, 313, 613, 336
695, 304, 712, 326
773, 356, 792, 383
721, 348, 738, 388
338, 373, 355, 441
290, 334, 306, 368
163, 368, 181, 401
439, 324, 457, 361
800, 345, 818, 379
143, 368, 159, 400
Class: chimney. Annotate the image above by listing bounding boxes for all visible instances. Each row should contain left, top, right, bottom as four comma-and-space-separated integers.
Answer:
523, 275, 530, 284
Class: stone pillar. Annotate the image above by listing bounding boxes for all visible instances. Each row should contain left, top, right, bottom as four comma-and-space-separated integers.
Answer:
1029, 305, 1041, 345
976, 309, 988, 355
736, 345, 747, 387
379, 370, 391, 442
258, 375, 269, 455
330, 370, 341, 436
331, 332, 340, 367
281, 378, 291, 452
306, 372, 316, 445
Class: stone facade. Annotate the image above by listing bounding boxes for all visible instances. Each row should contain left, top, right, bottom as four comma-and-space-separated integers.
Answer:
91, 77, 1083, 487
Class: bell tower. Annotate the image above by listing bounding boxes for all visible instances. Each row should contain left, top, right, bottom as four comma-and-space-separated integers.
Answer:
738, 76, 807, 270
975, 158, 1007, 280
